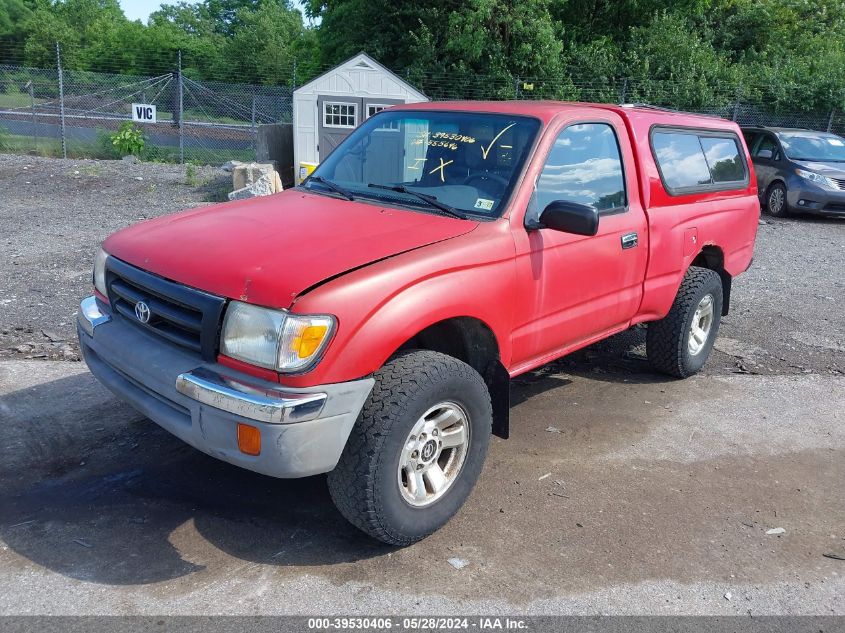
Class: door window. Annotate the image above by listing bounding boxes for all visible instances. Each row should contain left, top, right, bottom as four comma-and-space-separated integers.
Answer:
532, 123, 627, 215
323, 102, 357, 128
753, 134, 780, 161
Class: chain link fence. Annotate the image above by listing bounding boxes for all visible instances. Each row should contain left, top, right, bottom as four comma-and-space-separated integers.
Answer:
2, 45, 844, 166
0, 48, 292, 165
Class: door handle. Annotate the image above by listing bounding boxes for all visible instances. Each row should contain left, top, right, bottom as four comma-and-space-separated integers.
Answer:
621, 232, 638, 249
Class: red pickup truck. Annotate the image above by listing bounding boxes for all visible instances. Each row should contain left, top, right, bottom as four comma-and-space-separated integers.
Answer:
78, 102, 758, 545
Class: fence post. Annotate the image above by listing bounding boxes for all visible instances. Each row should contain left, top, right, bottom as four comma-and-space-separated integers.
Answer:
55, 42, 67, 159
292, 58, 297, 91
25, 80, 37, 152
251, 95, 257, 155
178, 50, 184, 164
731, 83, 743, 122
826, 109, 835, 133
620, 78, 629, 104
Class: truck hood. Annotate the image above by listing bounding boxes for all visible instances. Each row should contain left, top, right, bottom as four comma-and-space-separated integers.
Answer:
103, 189, 478, 308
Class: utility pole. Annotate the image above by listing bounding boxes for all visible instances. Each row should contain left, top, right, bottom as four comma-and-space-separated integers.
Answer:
56, 42, 67, 159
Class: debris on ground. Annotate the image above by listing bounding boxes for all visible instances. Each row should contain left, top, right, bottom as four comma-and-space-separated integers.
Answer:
447, 558, 469, 570
227, 162, 283, 200
538, 473, 551, 481
724, 591, 732, 601
766, 527, 786, 535
545, 426, 562, 433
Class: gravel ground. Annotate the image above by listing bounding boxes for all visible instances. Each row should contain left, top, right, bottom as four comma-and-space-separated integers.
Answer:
0, 153, 842, 377
0, 154, 227, 361
0, 155, 843, 616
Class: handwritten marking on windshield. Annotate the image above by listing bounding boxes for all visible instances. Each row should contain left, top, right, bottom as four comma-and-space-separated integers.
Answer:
481, 123, 516, 160
407, 157, 427, 171
429, 158, 453, 182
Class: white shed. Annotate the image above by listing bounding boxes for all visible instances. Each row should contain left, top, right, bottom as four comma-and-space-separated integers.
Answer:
292, 52, 428, 181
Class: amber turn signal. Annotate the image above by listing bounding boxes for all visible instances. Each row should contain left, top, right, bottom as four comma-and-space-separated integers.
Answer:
237, 423, 261, 456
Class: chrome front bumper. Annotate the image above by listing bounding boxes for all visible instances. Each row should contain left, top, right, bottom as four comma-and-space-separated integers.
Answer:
175, 368, 327, 424
77, 296, 374, 477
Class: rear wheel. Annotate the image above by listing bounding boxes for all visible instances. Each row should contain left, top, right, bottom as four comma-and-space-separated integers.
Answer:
766, 182, 789, 217
327, 350, 492, 546
647, 267, 723, 378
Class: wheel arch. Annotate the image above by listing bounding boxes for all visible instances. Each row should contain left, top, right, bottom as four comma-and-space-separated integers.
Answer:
690, 245, 731, 316
395, 316, 510, 439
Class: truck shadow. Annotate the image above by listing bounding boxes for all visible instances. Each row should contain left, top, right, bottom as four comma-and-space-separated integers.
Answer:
0, 372, 389, 586
0, 327, 673, 588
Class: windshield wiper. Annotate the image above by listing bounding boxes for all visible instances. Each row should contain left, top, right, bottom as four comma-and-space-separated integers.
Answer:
307, 176, 355, 201
367, 183, 467, 219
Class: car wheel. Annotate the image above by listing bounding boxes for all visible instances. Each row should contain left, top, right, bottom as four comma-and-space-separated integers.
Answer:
327, 350, 492, 546
766, 182, 789, 217
646, 266, 723, 378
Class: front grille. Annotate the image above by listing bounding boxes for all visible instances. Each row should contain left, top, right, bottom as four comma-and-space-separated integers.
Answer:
824, 202, 845, 212
106, 257, 226, 361
831, 177, 845, 190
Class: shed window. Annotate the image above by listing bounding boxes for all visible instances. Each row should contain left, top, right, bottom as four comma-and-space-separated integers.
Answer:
652, 129, 748, 194
324, 102, 357, 128
367, 104, 400, 131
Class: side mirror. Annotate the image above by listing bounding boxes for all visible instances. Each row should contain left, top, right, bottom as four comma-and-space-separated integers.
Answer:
757, 149, 773, 160
533, 200, 599, 236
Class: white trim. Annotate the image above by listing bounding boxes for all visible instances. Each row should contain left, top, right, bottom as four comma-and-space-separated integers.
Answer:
293, 52, 428, 102
323, 101, 358, 129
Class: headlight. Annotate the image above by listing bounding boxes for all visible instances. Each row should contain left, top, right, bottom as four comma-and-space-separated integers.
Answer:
795, 168, 836, 189
93, 247, 109, 297
220, 301, 335, 373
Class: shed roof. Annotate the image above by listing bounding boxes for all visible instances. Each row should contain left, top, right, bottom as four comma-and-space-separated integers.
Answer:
293, 52, 427, 101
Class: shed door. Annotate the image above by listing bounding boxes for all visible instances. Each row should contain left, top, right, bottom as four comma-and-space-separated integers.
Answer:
317, 96, 361, 161
362, 98, 406, 183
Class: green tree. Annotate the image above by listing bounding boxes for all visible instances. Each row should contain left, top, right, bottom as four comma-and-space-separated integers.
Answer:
221, 0, 316, 84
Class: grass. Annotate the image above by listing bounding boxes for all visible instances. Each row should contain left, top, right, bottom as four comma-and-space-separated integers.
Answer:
185, 163, 199, 186
0, 129, 255, 165
0, 93, 49, 109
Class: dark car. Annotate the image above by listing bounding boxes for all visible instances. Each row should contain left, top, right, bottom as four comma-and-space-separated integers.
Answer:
742, 126, 845, 217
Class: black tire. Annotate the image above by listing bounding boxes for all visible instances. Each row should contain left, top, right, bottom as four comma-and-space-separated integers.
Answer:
327, 350, 492, 546
766, 181, 790, 217
646, 266, 723, 378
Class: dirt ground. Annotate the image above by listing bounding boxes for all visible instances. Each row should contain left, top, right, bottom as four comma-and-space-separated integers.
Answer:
0, 155, 843, 615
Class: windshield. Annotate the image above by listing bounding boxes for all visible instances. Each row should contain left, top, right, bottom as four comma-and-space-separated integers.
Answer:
304, 111, 540, 218
777, 131, 845, 162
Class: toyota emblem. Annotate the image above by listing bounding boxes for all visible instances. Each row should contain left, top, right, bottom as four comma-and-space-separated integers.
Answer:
134, 301, 151, 324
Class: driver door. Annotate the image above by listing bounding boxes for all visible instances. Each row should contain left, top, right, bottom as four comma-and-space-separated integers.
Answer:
509, 115, 649, 371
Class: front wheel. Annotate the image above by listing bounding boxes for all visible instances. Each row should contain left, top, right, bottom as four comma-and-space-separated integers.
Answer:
647, 266, 723, 378
327, 350, 492, 545
766, 182, 790, 217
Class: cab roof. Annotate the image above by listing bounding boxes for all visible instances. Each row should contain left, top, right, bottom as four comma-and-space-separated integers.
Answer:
390, 100, 735, 129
